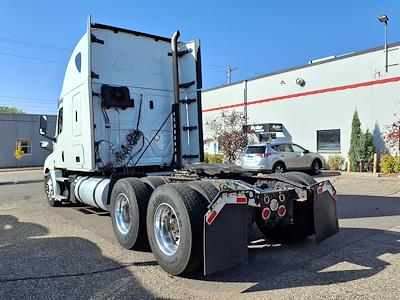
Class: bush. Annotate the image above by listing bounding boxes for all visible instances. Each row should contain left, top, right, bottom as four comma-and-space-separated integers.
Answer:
348, 111, 376, 172
362, 129, 375, 171
14, 144, 24, 160
204, 153, 223, 164
380, 155, 400, 173
349, 111, 363, 171
320, 156, 328, 170
396, 156, 400, 172
328, 155, 344, 171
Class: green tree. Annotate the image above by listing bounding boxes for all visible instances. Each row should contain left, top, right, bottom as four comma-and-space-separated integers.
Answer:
349, 110, 363, 171
362, 129, 375, 171
0, 106, 25, 114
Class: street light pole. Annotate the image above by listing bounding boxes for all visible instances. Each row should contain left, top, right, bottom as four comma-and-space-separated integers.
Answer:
378, 15, 389, 72
384, 20, 388, 72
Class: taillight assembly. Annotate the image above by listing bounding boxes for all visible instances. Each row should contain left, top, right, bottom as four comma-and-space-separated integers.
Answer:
278, 205, 286, 217
262, 207, 271, 220
255, 153, 272, 157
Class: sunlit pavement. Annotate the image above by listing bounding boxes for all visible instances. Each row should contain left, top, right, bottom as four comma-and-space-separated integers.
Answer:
0, 172, 399, 299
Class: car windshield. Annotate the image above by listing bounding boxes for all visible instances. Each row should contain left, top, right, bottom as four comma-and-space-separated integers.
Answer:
245, 146, 266, 154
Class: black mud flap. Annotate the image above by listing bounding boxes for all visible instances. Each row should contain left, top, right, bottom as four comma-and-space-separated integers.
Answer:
313, 182, 339, 244
203, 204, 248, 275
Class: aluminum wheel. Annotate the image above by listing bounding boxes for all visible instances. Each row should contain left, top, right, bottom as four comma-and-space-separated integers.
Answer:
154, 203, 181, 256
115, 193, 132, 235
45, 177, 54, 200
274, 164, 285, 173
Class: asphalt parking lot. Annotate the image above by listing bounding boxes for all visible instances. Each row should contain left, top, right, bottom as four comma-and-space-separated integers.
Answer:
0, 171, 399, 299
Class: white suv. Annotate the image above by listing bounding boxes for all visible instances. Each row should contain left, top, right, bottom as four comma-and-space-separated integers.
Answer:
240, 142, 323, 174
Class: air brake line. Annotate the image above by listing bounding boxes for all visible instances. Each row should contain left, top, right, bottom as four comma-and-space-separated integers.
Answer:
131, 108, 174, 169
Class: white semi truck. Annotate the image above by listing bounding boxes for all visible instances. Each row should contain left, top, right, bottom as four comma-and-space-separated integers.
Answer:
39, 18, 339, 276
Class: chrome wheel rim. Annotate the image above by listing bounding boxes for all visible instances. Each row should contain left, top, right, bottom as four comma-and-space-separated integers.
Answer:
154, 203, 180, 256
275, 165, 284, 173
115, 193, 132, 235
46, 177, 54, 201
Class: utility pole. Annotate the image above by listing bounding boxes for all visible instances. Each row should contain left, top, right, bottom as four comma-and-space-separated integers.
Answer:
225, 66, 237, 84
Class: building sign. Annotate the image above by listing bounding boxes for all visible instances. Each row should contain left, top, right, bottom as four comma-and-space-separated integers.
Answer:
243, 123, 283, 133
268, 123, 282, 132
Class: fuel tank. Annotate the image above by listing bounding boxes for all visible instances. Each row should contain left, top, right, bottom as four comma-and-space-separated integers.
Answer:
74, 177, 110, 211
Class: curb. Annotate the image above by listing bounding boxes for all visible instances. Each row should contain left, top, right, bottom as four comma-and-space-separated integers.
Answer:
318, 170, 342, 176
0, 167, 42, 173
343, 171, 381, 177
0, 179, 43, 186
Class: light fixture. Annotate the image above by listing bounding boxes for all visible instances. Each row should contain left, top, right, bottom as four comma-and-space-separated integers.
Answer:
378, 15, 389, 23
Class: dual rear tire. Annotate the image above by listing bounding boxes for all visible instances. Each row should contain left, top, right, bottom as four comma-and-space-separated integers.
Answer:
110, 178, 212, 275
110, 178, 151, 250
146, 183, 209, 275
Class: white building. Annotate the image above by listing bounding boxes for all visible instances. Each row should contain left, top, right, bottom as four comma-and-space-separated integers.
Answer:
201, 42, 400, 158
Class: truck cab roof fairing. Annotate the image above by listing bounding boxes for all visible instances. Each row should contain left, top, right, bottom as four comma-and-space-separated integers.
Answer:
59, 33, 89, 100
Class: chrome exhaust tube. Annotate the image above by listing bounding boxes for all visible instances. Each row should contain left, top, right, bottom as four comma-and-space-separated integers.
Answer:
171, 30, 182, 168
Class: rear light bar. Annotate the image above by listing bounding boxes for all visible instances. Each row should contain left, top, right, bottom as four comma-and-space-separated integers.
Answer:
255, 153, 272, 157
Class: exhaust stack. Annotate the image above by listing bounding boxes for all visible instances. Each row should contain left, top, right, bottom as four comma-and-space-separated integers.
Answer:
171, 31, 182, 168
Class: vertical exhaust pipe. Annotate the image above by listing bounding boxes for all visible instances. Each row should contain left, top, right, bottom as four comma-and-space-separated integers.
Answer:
171, 31, 182, 168
172, 31, 180, 105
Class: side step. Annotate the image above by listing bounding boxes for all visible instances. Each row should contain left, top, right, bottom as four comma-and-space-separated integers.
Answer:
55, 177, 70, 182
51, 195, 68, 201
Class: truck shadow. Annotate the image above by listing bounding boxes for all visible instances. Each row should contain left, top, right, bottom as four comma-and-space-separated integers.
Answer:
194, 193, 400, 292
0, 215, 154, 299
197, 227, 399, 293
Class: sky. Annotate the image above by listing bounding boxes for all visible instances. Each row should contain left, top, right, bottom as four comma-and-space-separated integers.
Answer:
1, 1, 400, 115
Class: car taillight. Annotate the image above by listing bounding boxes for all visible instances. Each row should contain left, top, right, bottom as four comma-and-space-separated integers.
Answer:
255, 153, 271, 157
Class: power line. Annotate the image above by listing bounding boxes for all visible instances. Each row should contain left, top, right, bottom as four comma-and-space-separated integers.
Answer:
203, 64, 228, 68
0, 103, 56, 109
0, 102, 56, 108
0, 95, 56, 102
237, 66, 259, 75
0, 36, 71, 53
0, 51, 67, 64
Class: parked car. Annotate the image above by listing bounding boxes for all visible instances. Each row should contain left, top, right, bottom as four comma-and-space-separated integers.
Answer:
240, 142, 323, 174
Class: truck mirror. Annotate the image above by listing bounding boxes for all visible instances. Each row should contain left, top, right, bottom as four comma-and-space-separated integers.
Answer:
39, 115, 48, 135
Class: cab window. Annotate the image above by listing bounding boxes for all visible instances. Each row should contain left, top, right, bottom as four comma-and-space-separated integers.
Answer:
57, 107, 63, 135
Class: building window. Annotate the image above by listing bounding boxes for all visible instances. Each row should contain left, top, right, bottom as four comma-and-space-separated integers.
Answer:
317, 129, 340, 152
16, 138, 32, 155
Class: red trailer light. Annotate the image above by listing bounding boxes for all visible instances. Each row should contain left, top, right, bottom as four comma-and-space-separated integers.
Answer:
262, 207, 271, 220
278, 205, 286, 217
